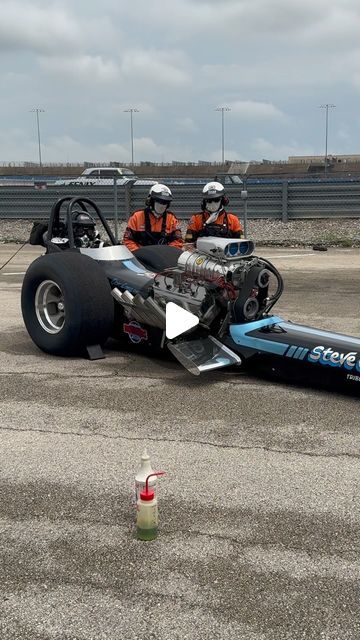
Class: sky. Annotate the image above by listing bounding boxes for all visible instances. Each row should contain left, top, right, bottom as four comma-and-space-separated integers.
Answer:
1, 0, 360, 164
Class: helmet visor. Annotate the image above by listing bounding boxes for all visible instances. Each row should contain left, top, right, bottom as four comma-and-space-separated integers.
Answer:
205, 196, 222, 203
154, 197, 170, 205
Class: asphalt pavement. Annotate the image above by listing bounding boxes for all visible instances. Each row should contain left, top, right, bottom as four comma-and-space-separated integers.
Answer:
0, 244, 359, 640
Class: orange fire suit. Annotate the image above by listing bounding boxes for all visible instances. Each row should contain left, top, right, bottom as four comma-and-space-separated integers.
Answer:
185, 210, 243, 243
123, 209, 183, 252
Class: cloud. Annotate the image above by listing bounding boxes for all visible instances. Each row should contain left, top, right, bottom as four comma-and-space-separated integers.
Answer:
46, 136, 180, 164
117, 0, 360, 46
202, 52, 355, 90
296, 2, 360, 48
97, 142, 129, 160
35, 135, 130, 164
132, 137, 166, 156
207, 148, 245, 162
0, 127, 42, 163
45, 135, 192, 164
39, 55, 119, 84
228, 101, 286, 121
2, 0, 360, 164
121, 50, 190, 87
229, 0, 328, 36
250, 137, 315, 160
0, 2, 81, 53
336, 126, 351, 142
176, 117, 199, 133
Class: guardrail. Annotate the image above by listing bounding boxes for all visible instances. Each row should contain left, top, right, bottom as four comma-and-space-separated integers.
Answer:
0, 180, 360, 220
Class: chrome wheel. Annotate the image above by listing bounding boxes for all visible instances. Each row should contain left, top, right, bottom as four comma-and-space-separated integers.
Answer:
35, 280, 65, 334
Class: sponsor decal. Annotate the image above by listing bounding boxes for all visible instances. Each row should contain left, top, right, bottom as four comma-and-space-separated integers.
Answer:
123, 321, 148, 344
285, 345, 309, 360
308, 345, 360, 372
347, 374, 360, 383
195, 256, 205, 265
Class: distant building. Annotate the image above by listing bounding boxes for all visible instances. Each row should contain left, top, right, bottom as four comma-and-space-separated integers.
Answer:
288, 154, 360, 164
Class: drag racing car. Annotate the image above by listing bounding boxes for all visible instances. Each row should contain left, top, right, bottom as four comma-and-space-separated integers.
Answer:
22, 196, 360, 393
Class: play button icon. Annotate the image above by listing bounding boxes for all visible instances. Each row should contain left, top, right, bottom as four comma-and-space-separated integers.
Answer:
165, 302, 199, 339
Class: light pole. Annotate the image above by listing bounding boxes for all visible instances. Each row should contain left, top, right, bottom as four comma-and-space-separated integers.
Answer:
124, 108, 139, 166
30, 108, 45, 171
319, 104, 336, 177
215, 106, 231, 163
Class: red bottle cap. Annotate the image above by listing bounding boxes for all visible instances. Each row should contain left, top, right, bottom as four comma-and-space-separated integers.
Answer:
139, 471, 166, 502
140, 489, 155, 501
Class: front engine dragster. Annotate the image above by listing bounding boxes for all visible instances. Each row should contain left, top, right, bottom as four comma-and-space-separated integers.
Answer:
22, 196, 360, 393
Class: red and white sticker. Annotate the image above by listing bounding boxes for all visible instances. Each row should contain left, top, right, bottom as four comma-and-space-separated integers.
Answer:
123, 321, 148, 344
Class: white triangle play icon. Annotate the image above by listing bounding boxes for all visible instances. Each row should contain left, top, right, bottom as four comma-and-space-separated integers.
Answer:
166, 302, 199, 340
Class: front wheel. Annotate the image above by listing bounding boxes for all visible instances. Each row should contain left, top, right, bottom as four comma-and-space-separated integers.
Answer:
21, 252, 114, 356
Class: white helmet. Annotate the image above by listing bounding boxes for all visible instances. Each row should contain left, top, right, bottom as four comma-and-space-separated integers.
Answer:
149, 183, 172, 203
202, 181, 225, 214
202, 181, 225, 199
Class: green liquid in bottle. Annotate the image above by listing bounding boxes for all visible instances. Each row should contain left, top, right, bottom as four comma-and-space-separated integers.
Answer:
137, 526, 158, 541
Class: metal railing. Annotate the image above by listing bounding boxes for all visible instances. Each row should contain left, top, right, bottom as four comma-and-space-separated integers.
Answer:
1, 180, 360, 221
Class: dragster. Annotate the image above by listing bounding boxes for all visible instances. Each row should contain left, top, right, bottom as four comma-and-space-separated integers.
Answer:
21, 196, 360, 393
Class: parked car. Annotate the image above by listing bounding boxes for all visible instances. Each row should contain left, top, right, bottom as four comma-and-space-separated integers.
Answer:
54, 167, 156, 187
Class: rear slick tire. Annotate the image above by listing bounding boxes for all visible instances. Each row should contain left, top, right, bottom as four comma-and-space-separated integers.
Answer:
21, 252, 114, 356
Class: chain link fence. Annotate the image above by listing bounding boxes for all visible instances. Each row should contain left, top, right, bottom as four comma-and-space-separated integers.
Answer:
1, 179, 360, 222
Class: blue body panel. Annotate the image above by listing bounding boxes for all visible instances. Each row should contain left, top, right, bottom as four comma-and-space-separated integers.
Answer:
228, 316, 360, 390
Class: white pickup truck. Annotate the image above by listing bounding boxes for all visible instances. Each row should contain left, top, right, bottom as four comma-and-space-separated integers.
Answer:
54, 167, 157, 186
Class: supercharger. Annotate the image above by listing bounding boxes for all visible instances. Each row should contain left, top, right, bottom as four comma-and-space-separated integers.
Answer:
153, 238, 279, 325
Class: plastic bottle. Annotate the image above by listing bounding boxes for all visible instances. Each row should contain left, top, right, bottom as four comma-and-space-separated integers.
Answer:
136, 472, 166, 541
134, 448, 156, 503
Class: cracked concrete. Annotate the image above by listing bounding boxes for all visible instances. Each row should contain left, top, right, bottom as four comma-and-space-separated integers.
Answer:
0, 244, 359, 640
0, 420, 359, 462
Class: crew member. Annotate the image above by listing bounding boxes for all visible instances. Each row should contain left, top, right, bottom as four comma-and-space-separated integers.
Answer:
185, 181, 243, 243
123, 184, 183, 252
